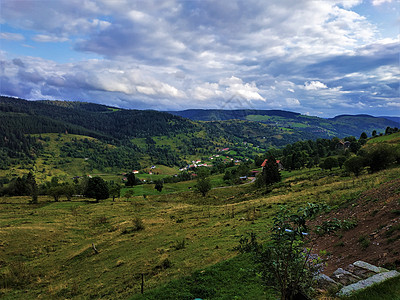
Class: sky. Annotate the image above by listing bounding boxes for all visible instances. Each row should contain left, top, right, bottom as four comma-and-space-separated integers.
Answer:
0, 0, 399, 117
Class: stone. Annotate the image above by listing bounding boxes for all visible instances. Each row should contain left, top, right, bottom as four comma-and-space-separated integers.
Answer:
346, 263, 375, 279
331, 268, 360, 285
337, 270, 400, 297
314, 274, 342, 290
353, 260, 389, 273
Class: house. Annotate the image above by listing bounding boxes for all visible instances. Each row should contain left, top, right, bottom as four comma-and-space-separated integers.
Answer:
261, 159, 284, 170
336, 141, 351, 150
132, 170, 139, 174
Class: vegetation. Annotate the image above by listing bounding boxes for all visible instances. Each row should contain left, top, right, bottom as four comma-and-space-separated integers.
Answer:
237, 204, 326, 300
1, 97, 400, 299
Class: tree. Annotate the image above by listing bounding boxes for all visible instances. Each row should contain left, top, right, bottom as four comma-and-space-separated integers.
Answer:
320, 157, 338, 170
154, 180, 163, 192
124, 190, 134, 201
237, 204, 325, 300
360, 132, 368, 140
26, 172, 38, 204
363, 144, 396, 173
195, 177, 211, 197
109, 184, 121, 201
84, 176, 109, 202
372, 130, 377, 137
62, 183, 75, 201
344, 156, 364, 177
125, 172, 136, 187
349, 141, 361, 154
262, 156, 281, 187
48, 185, 64, 202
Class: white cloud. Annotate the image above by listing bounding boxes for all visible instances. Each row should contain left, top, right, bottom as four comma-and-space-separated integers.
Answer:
285, 98, 301, 107
32, 35, 69, 43
386, 101, 400, 107
0, 32, 24, 41
219, 76, 265, 101
304, 81, 328, 90
372, 0, 393, 5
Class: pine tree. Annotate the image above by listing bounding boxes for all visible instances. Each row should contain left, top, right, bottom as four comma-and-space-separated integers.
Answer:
262, 156, 281, 189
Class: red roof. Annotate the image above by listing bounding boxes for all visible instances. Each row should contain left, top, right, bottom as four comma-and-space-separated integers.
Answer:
261, 159, 280, 167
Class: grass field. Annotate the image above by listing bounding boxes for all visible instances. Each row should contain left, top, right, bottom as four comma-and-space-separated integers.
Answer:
367, 132, 400, 144
1, 165, 400, 299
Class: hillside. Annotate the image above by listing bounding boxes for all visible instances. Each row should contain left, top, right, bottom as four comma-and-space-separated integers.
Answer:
169, 109, 398, 140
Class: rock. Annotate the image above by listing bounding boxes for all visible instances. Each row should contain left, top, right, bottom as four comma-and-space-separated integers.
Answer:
337, 270, 400, 297
346, 263, 376, 279
331, 268, 360, 285
353, 260, 389, 273
314, 274, 342, 290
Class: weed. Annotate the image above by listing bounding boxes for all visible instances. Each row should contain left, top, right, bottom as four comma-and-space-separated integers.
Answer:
315, 218, 357, 235
174, 239, 186, 250
384, 224, 400, 238
0, 261, 32, 289
390, 209, 400, 216
155, 258, 172, 270
132, 217, 145, 231
334, 241, 345, 247
358, 235, 370, 249
93, 215, 108, 226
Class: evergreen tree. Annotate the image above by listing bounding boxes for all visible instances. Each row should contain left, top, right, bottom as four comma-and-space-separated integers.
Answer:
262, 156, 281, 188
154, 180, 163, 192
126, 172, 136, 187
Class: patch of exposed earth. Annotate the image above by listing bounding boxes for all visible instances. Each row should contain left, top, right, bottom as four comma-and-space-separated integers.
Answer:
309, 178, 400, 275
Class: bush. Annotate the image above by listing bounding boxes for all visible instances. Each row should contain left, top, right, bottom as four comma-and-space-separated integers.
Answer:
0, 261, 32, 289
237, 204, 326, 300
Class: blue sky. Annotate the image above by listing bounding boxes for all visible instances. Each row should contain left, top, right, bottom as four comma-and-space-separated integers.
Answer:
0, 0, 399, 117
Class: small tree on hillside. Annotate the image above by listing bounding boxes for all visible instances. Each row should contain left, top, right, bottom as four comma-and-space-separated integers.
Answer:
344, 156, 364, 177
195, 177, 211, 197
48, 185, 64, 202
262, 156, 281, 189
26, 172, 38, 204
363, 144, 396, 173
62, 183, 75, 201
84, 176, 109, 203
154, 180, 163, 192
125, 172, 136, 187
320, 157, 338, 170
109, 184, 121, 201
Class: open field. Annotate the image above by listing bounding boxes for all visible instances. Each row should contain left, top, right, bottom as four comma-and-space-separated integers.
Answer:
1, 165, 399, 299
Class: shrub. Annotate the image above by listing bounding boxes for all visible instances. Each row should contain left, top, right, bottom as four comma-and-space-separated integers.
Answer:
132, 217, 145, 231
0, 261, 32, 289
237, 204, 326, 300
174, 239, 186, 250
358, 235, 370, 249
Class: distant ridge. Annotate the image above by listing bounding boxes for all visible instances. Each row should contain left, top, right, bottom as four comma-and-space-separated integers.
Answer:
380, 116, 400, 126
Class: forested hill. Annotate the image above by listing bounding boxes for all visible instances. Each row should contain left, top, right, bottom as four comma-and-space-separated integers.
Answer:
1, 96, 398, 172
0, 96, 197, 141
169, 109, 399, 139
168, 109, 300, 121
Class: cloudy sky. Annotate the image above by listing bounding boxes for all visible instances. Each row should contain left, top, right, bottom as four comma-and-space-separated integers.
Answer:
0, 0, 399, 117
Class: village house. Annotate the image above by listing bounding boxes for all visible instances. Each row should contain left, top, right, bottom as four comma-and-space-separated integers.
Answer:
261, 159, 284, 170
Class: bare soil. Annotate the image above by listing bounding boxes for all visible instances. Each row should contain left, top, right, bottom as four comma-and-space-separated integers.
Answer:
309, 178, 400, 275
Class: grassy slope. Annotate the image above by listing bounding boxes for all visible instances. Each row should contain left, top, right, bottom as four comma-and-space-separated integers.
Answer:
1, 165, 400, 299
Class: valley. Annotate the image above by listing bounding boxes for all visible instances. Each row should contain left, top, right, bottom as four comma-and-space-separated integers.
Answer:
0, 97, 399, 299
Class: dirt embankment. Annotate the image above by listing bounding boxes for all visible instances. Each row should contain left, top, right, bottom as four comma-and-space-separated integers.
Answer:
309, 178, 400, 274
